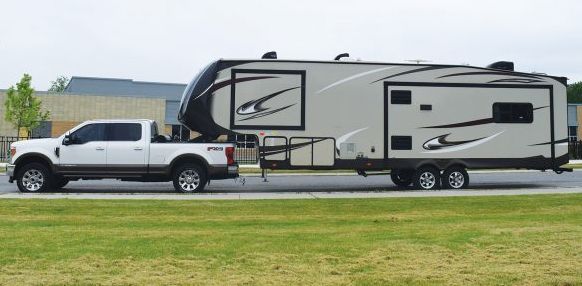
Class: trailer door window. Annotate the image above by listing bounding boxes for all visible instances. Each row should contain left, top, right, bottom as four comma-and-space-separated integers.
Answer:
492, 103, 533, 123
391, 90, 412, 104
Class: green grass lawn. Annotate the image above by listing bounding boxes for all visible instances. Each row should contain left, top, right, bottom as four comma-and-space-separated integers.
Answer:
0, 195, 580, 285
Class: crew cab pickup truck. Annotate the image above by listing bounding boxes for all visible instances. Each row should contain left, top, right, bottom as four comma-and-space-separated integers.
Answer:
6, 119, 238, 193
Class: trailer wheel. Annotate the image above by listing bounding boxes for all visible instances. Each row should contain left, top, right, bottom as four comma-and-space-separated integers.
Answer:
16, 163, 52, 193
172, 164, 207, 193
413, 166, 440, 190
442, 166, 469, 189
390, 169, 414, 187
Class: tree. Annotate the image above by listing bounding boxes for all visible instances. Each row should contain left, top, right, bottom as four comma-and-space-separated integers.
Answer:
4, 74, 50, 137
48, 76, 70, 93
567, 81, 582, 103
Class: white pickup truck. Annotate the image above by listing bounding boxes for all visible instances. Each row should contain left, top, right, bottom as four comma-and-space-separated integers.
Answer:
6, 119, 238, 193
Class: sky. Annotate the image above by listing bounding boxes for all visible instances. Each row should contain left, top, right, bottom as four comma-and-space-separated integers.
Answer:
1, 0, 581, 90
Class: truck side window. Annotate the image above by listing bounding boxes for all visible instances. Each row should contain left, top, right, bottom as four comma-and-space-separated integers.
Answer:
107, 123, 142, 141
71, 124, 106, 144
492, 103, 533, 123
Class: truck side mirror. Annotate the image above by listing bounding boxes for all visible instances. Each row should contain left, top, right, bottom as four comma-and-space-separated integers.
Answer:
62, 134, 72, 145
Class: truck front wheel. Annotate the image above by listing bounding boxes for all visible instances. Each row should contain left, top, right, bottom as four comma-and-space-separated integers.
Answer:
16, 163, 52, 193
172, 164, 207, 193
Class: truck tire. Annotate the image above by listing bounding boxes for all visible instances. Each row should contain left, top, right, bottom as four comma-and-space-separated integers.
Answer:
390, 169, 414, 187
172, 164, 207, 193
51, 177, 70, 190
413, 166, 440, 190
16, 163, 52, 193
442, 166, 469, 189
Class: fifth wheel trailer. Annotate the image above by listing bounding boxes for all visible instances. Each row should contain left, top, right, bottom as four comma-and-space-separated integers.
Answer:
178, 56, 570, 190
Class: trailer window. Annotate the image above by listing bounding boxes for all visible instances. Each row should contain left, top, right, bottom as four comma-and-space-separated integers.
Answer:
492, 103, 533, 123
391, 90, 411, 104
391, 136, 412, 150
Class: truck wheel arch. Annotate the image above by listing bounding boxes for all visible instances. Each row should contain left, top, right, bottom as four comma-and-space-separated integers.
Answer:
13, 153, 55, 175
169, 154, 210, 176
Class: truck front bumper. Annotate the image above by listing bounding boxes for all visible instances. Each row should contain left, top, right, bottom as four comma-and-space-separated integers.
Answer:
6, 164, 15, 183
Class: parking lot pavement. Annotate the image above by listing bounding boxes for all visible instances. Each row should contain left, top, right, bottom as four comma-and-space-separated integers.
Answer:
1, 170, 582, 200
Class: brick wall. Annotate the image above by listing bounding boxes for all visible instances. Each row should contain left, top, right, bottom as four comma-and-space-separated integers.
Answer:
0, 91, 166, 137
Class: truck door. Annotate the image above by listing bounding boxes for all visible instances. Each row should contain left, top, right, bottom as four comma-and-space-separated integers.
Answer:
105, 123, 147, 174
59, 123, 107, 174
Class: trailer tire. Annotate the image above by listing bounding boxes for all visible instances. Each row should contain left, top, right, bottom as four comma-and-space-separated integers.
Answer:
390, 169, 414, 187
413, 166, 440, 190
16, 163, 52, 193
442, 166, 469, 189
172, 164, 207, 193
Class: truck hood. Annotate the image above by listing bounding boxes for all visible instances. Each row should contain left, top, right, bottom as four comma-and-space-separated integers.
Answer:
11, 138, 60, 148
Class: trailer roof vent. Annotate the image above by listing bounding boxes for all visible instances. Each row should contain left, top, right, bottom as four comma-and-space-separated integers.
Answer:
334, 53, 350, 61
262, 51, 277, 59
487, 61, 514, 71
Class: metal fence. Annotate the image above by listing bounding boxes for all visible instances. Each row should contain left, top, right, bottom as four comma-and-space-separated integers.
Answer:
0, 136, 45, 162
569, 140, 582, 160
233, 134, 259, 165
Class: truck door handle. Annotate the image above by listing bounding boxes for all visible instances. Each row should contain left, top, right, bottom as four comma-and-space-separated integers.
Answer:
133, 147, 143, 150
96, 147, 105, 151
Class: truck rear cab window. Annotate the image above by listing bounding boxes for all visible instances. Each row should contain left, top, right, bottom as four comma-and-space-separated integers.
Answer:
107, 123, 142, 141
492, 103, 533, 123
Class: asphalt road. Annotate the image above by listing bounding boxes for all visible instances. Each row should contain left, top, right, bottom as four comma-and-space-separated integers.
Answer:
1, 170, 582, 200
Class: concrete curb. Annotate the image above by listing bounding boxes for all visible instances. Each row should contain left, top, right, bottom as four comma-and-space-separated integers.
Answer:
1, 187, 581, 200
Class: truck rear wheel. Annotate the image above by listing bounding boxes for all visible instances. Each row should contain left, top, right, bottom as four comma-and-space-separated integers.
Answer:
172, 164, 207, 193
442, 166, 469, 189
390, 169, 414, 187
51, 177, 70, 190
16, 163, 52, 193
413, 166, 440, 190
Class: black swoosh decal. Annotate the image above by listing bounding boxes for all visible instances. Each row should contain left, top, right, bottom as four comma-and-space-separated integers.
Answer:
370, 66, 450, 83
423, 134, 486, 150
421, 118, 495, 129
208, 76, 279, 95
236, 87, 300, 115
438, 71, 542, 79
487, 78, 545, 84
529, 138, 569, 146
237, 104, 295, 121
422, 106, 547, 129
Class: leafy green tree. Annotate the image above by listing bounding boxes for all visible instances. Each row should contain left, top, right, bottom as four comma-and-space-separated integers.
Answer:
568, 81, 582, 103
48, 76, 70, 93
4, 74, 50, 137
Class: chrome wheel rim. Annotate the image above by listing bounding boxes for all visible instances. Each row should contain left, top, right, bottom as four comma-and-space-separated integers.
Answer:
448, 171, 465, 189
419, 172, 436, 189
22, 169, 44, 192
178, 169, 200, 192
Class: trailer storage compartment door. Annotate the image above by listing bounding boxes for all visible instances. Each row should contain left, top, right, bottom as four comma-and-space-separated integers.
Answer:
289, 137, 335, 167
384, 82, 553, 160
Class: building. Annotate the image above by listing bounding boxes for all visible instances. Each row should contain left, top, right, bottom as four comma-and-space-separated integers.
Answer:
568, 103, 581, 142
0, 76, 193, 139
